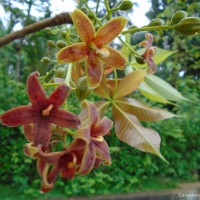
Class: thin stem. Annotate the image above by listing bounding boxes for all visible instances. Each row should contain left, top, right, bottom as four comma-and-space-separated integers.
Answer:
113, 69, 118, 96
42, 82, 62, 87
96, 0, 100, 14
65, 63, 72, 86
83, 0, 102, 25
66, 129, 76, 136
118, 36, 140, 57
104, 0, 111, 20
122, 25, 174, 34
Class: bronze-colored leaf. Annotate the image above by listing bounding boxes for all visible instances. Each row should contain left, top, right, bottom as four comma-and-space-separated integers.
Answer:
112, 103, 167, 162
115, 98, 176, 121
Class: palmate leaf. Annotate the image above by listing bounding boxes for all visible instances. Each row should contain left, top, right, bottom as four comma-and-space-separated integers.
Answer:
139, 81, 172, 104
145, 74, 188, 102
112, 103, 167, 162
114, 70, 146, 99
114, 97, 176, 122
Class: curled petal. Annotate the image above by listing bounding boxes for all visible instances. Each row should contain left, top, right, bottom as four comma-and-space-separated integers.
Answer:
48, 84, 70, 107
93, 140, 111, 165
94, 157, 102, 168
27, 71, 47, 108
92, 116, 113, 137
100, 47, 127, 69
1, 105, 38, 126
57, 43, 87, 63
61, 167, 76, 180
49, 109, 80, 128
94, 17, 128, 47
23, 124, 34, 142
71, 9, 95, 44
33, 118, 51, 148
85, 52, 103, 88
78, 143, 96, 175
81, 100, 99, 126
24, 143, 39, 159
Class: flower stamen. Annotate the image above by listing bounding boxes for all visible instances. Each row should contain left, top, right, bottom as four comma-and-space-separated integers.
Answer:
67, 153, 77, 169
91, 135, 104, 142
42, 104, 54, 116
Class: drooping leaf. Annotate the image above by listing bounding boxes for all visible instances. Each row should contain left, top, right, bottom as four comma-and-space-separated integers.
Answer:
112, 104, 167, 162
138, 81, 171, 104
114, 98, 176, 122
114, 70, 146, 99
145, 74, 188, 101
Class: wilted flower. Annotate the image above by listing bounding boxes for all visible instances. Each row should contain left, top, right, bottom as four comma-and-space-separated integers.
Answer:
139, 33, 157, 74
57, 9, 127, 88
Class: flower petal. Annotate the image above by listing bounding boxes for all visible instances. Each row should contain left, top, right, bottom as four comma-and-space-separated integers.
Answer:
81, 100, 99, 126
48, 84, 70, 107
23, 124, 34, 142
33, 118, 51, 148
93, 140, 111, 165
92, 116, 113, 137
0, 105, 38, 126
71, 9, 95, 43
85, 52, 103, 88
78, 143, 96, 175
27, 71, 47, 108
49, 109, 80, 128
94, 17, 128, 47
61, 167, 76, 180
100, 47, 127, 69
57, 43, 87, 63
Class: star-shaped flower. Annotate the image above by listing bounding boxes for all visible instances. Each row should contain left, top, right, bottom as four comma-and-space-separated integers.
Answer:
139, 33, 157, 74
57, 9, 128, 88
0, 71, 80, 148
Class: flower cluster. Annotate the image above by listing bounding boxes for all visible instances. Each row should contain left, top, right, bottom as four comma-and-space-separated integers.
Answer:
0, 72, 112, 192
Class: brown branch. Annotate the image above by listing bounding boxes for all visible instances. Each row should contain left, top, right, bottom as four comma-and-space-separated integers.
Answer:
0, 12, 73, 48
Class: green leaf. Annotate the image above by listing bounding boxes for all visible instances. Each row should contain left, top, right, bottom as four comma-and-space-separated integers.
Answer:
114, 97, 176, 122
144, 74, 188, 101
112, 103, 168, 162
131, 47, 176, 68
139, 81, 172, 104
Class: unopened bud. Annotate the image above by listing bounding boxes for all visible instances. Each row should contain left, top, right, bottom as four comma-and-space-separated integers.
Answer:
148, 18, 165, 26
55, 68, 67, 78
170, 11, 187, 25
56, 40, 67, 49
135, 56, 146, 65
41, 57, 51, 63
174, 17, 200, 35
119, 0, 134, 11
76, 76, 90, 101
47, 40, 56, 48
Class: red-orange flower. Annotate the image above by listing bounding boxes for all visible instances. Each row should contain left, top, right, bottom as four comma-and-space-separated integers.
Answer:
57, 9, 127, 88
0, 72, 80, 148
139, 33, 157, 74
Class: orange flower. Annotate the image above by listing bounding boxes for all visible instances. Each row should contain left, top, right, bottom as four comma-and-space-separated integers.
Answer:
57, 9, 128, 88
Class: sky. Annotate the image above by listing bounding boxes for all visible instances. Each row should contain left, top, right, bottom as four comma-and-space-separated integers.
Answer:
0, 0, 151, 31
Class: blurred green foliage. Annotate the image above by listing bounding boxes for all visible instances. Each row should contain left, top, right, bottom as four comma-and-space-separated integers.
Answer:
0, 0, 200, 199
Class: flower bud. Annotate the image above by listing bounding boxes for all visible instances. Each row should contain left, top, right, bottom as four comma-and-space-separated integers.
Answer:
55, 68, 67, 78
174, 17, 200, 35
76, 76, 90, 101
135, 56, 146, 65
119, 0, 134, 11
47, 40, 56, 48
41, 57, 51, 63
148, 18, 165, 26
170, 10, 187, 25
56, 40, 67, 49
